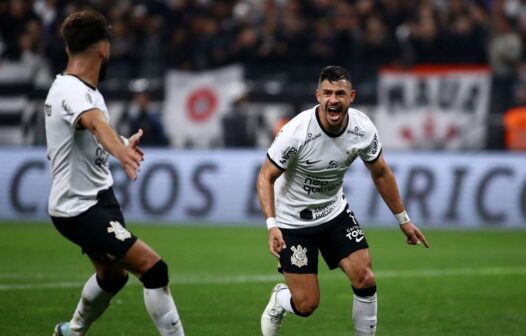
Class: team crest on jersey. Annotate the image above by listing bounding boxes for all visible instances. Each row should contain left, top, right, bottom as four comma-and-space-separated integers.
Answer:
107, 221, 131, 241
345, 149, 359, 165
347, 126, 365, 137
290, 245, 308, 268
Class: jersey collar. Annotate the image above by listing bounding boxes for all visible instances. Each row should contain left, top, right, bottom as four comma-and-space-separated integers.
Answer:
62, 73, 97, 91
315, 106, 349, 138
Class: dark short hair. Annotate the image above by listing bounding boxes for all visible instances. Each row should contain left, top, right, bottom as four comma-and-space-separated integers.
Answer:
60, 10, 110, 53
319, 66, 352, 85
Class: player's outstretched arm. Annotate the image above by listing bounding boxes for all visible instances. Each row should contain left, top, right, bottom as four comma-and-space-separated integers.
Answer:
365, 153, 429, 248
257, 158, 287, 257
78, 109, 143, 181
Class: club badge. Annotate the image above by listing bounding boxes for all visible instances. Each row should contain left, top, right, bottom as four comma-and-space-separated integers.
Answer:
290, 245, 308, 268
107, 221, 131, 241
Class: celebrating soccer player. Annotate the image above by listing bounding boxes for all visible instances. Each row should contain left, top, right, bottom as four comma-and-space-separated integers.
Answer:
257, 65, 429, 336
45, 10, 184, 336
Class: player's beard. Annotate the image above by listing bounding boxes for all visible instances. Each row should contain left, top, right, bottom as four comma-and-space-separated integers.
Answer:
98, 58, 108, 82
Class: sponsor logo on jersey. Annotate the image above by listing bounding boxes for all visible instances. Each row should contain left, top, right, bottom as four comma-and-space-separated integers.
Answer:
305, 159, 321, 165
107, 221, 131, 241
304, 132, 321, 145
290, 245, 308, 268
279, 146, 297, 165
95, 146, 109, 168
85, 92, 93, 104
61, 100, 74, 116
347, 126, 365, 137
312, 199, 338, 219
44, 104, 52, 117
371, 133, 379, 154
303, 175, 342, 195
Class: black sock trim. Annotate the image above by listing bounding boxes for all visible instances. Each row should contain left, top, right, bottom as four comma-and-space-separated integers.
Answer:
140, 260, 169, 289
96, 275, 128, 294
352, 285, 377, 297
290, 298, 312, 317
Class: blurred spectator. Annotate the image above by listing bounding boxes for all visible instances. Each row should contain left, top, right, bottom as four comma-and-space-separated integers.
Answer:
359, 15, 401, 93
106, 18, 134, 80
489, 13, 523, 113
222, 94, 255, 147
487, 13, 523, 148
408, 5, 446, 64
139, 15, 165, 79
503, 106, 526, 150
128, 91, 169, 147
0, 0, 40, 60
442, 14, 487, 64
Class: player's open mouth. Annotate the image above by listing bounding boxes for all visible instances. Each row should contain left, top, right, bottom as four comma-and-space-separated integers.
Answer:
327, 106, 343, 121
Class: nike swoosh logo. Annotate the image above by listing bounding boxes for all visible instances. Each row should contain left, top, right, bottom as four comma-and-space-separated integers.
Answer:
306, 160, 321, 165
355, 236, 365, 243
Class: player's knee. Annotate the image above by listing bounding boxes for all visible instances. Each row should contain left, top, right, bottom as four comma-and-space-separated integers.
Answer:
291, 297, 319, 317
352, 268, 376, 289
140, 260, 169, 289
96, 274, 129, 295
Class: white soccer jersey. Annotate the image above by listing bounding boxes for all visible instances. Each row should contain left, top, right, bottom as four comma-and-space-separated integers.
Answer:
267, 105, 382, 229
45, 74, 113, 217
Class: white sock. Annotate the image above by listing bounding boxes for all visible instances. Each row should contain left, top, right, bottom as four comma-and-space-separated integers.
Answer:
276, 287, 295, 314
352, 293, 377, 336
69, 274, 113, 335
144, 286, 184, 336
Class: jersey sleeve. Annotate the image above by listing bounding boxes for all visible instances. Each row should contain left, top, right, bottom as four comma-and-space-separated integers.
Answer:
359, 126, 383, 163
267, 123, 300, 170
60, 82, 98, 127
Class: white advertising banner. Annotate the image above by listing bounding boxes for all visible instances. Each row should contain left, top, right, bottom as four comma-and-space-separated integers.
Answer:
376, 66, 491, 150
163, 65, 246, 148
0, 148, 525, 228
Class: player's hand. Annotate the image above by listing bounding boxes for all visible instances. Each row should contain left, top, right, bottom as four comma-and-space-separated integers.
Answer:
400, 222, 429, 248
117, 145, 143, 181
129, 129, 144, 160
120, 149, 142, 181
268, 227, 287, 258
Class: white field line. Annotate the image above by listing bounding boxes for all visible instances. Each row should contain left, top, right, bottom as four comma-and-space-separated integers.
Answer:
0, 266, 525, 291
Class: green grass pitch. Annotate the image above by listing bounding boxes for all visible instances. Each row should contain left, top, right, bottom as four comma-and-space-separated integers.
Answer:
0, 221, 525, 335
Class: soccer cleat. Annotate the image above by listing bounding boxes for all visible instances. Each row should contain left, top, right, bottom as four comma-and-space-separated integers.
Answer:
261, 283, 288, 336
53, 322, 76, 336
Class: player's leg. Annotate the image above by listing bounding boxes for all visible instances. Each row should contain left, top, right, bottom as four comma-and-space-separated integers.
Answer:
340, 249, 377, 336
55, 255, 129, 336
282, 272, 320, 316
118, 239, 184, 336
51, 192, 134, 336
262, 229, 320, 336
261, 273, 320, 336
319, 207, 377, 335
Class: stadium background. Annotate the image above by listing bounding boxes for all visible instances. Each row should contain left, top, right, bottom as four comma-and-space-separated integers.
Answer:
0, 1, 525, 335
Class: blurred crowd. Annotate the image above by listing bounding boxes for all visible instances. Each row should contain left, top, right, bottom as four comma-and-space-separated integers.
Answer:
2, 0, 526, 109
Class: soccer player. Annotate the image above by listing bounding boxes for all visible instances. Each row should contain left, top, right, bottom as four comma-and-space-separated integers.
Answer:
45, 10, 184, 336
257, 65, 429, 336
